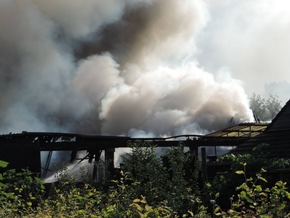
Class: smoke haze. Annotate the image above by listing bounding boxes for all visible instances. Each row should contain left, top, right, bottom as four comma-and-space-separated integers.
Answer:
0, 0, 262, 136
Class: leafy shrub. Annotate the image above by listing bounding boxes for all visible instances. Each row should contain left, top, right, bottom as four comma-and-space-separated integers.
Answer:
121, 142, 205, 215
214, 163, 290, 217
121, 142, 168, 204
0, 167, 45, 217
208, 144, 290, 209
1, 142, 290, 217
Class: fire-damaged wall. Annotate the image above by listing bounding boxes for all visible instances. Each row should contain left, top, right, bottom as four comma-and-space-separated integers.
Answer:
0, 135, 40, 173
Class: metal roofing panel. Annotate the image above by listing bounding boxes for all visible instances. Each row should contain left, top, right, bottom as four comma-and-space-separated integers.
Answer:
206, 123, 268, 138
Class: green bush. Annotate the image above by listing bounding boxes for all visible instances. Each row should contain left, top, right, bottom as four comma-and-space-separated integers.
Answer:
207, 144, 290, 209
121, 142, 204, 215
214, 163, 290, 217
1, 142, 290, 217
0, 168, 45, 217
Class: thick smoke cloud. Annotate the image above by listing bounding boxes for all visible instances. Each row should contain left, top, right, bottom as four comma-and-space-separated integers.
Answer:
0, 0, 253, 135
31, 0, 127, 40
198, 0, 290, 103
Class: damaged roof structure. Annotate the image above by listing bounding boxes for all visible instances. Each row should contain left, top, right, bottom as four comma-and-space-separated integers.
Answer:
205, 99, 290, 182
231, 99, 290, 158
0, 100, 289, 181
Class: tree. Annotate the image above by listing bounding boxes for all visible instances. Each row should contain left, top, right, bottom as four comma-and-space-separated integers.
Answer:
250, 94, 282, 122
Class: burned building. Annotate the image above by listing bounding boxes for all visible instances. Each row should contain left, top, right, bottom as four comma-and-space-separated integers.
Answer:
1, 99, 289, 182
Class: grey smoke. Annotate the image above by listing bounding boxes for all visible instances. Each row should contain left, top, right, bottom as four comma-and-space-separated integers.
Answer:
0, 0, 253, 136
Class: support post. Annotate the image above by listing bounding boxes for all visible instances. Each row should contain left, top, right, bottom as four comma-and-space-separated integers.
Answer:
42, 151, 53, 179
189, 145, 198, 159
105, 148, 115, 180
201, 147, 208, 182
92, 150, 102, 182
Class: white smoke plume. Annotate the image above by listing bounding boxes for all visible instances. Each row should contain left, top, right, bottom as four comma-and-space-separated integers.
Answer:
0, 0, 253, 136
198, 0, 290, 102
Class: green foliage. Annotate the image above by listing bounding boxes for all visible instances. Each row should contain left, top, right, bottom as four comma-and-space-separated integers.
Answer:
121, 142, 205, 215
0, 160, 8, 186
1, 141, 290, 217
162, 146, 202, 214
121, 142, 167, 204
200, 143, 290, 213
0, 160, 8, 168
131, 196, 175, 217
214, 163, 290, 217
39, 182, 103, 217
0, 168, 45, 217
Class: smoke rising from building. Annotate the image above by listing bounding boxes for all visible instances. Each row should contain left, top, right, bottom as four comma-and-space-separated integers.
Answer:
0, 0, 253, 136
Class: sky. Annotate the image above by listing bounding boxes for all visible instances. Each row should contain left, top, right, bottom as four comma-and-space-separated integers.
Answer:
0, 0, 289, 136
